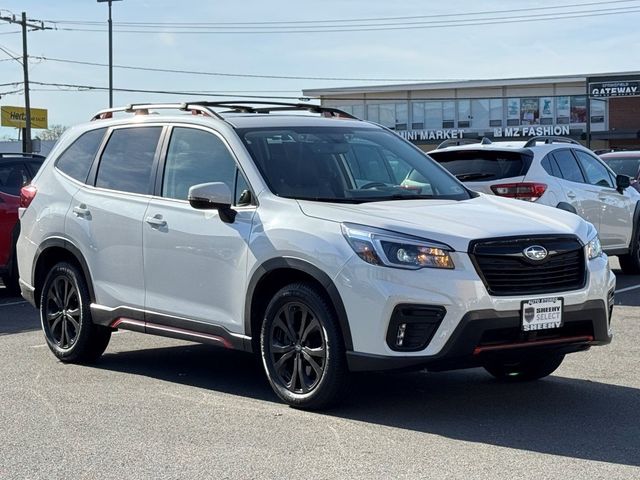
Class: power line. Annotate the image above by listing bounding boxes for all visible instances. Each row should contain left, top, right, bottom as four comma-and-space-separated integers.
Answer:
30, 55, 467, 82
45, 5, 640, 34
43, 0, 640, 26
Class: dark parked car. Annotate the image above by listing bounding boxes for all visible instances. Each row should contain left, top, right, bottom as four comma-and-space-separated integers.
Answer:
0, 153, 45, 293
600, 151, 640, 192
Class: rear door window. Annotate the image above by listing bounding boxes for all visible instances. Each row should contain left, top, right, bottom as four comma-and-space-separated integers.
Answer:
552, 149, 585, 183
95, 127, 162, 195
56, 128, 106, 183
429, 149, 530, 181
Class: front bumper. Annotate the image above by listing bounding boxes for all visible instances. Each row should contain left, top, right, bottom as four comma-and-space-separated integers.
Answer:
334, 251, 615, 369
347, 299, 611, 372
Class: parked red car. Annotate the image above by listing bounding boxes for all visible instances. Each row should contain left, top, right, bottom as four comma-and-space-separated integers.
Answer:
0, 153, 45, 293
600, 151, 640, 193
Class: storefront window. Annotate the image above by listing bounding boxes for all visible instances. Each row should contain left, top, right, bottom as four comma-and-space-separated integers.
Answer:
571, 96, 587, 123
507, 98, 520, 126
379, 104, 395, 128
520, 98, 539, 125
395, 103, 408, 130
425, 101, 443, 129
443, 101, 455, 128
457, 99, 471, 128
591, 99, 605, 123
367, 104, 379, 123
539, 97, 554, 125
489, 99, 503, 127
471, 99, 490, 129
412, 102, 424, 129
352, 104, 365, 119
556, 96, 570, 124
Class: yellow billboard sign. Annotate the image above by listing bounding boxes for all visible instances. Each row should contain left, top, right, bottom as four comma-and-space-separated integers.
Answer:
1, 106, 48, 129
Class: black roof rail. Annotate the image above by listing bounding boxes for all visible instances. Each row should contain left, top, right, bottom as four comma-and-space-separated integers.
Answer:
435, 138, 482, 150
0, 152, 46, 159
188, 101, 358, 119
90, 101, 358, 121
523, 136, 581, 148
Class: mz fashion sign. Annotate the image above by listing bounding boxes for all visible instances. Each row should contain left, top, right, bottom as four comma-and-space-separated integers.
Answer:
589, 80, 640, 97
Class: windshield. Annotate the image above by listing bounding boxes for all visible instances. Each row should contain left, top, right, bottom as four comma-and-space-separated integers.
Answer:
236, 126, 470, 202
601, 156, 640, 179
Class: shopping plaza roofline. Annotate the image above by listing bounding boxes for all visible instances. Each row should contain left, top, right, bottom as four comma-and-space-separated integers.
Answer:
302, 70, 640, 97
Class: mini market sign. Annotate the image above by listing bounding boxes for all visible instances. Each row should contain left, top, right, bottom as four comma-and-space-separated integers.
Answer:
1, 105, 48, 129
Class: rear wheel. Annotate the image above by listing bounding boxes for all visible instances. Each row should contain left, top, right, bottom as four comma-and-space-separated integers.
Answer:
260, 283, 348, 410
484, 353, 565, 381
40, 262, 111, 363
619, 226, 640, 274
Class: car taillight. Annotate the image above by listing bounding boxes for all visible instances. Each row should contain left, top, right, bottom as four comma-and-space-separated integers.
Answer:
20, 185, 38, 208
490, 182, 547, 201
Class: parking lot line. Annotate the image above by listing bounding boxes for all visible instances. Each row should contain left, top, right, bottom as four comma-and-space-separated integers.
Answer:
615, 284, 640, 294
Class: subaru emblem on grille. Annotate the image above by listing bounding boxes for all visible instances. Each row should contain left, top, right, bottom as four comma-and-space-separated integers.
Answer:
523, 245, 548, 261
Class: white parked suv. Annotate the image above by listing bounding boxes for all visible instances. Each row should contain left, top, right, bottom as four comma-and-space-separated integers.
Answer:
17, 102, 615, 409
428, 137, 640, 274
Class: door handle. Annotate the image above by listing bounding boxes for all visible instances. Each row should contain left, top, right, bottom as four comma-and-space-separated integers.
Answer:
145, 214, 167, 228
72, 204, 91, 218
566, 191, 576, 199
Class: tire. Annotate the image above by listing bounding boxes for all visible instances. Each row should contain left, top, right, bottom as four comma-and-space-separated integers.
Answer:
484, 353, 565, 381
260, 282, 349, 410
619, 226, 640, 275
40, 262, 111, 363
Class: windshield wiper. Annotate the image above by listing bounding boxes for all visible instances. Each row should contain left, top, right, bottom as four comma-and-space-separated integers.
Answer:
455, 172, 496, 181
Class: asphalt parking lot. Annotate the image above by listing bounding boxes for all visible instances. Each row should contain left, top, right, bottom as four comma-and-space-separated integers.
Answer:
1, 260, 639, 479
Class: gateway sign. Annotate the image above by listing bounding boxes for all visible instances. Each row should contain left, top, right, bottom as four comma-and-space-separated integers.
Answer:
589, 80, 640, 97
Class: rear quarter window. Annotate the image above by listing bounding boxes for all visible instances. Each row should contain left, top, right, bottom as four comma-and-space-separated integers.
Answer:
55, 128, 107, 183
429, 149, 531, 182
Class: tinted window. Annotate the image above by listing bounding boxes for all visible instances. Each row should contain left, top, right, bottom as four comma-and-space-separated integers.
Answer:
574, 150, 614, 188
429, 149, 530, 182
238, 126, 469, 202
0, 162, 29, 196
56, 128, 106, 182
162, 127, 238, 201
96, 127, 162, 194
541, 154, 561, 178
552, 150, 585, 183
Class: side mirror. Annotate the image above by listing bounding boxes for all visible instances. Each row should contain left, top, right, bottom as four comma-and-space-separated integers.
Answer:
188, 182, 236, 223
616, 174, 631, 193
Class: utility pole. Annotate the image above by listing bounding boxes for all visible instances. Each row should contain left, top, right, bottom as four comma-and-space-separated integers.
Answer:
98, 0, 122, 108
0, 12, 47, 153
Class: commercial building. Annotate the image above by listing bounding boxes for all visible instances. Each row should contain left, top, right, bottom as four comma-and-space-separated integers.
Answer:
303, 72, 640, 151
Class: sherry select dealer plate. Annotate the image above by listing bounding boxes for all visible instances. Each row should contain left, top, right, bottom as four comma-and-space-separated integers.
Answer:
521, 297, 563, 332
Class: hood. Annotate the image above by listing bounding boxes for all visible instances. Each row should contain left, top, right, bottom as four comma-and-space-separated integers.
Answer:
297, 194, 591, 251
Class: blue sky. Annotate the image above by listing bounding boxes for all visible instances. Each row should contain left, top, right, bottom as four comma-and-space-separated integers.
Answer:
1, 0, 639, 139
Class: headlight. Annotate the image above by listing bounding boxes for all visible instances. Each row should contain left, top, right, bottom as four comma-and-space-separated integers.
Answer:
586, 235, 603, 260
341, 223, 454, 270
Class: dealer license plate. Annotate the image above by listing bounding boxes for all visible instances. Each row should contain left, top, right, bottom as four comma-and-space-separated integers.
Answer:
521, 297, 563, 331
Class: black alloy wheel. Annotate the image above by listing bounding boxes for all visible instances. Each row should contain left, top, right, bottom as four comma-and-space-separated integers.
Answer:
40, 262, 111, 363
44, 275, 81, 349
269, 301, 327, 394
261, 283, 348, 410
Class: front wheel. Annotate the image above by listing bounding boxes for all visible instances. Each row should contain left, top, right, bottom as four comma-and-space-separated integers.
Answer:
260, 283, 348, 410
619, 226, 640, 274
40, 262, 111, 363
484, 353, 565, 381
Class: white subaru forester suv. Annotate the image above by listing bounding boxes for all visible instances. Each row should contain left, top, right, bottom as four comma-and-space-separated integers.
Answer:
17, 102, 615, 409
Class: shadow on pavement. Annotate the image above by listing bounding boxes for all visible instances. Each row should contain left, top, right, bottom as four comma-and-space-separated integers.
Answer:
0, 288, 40, 335
96, 343, 640, 467
611, 267, 640, 307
